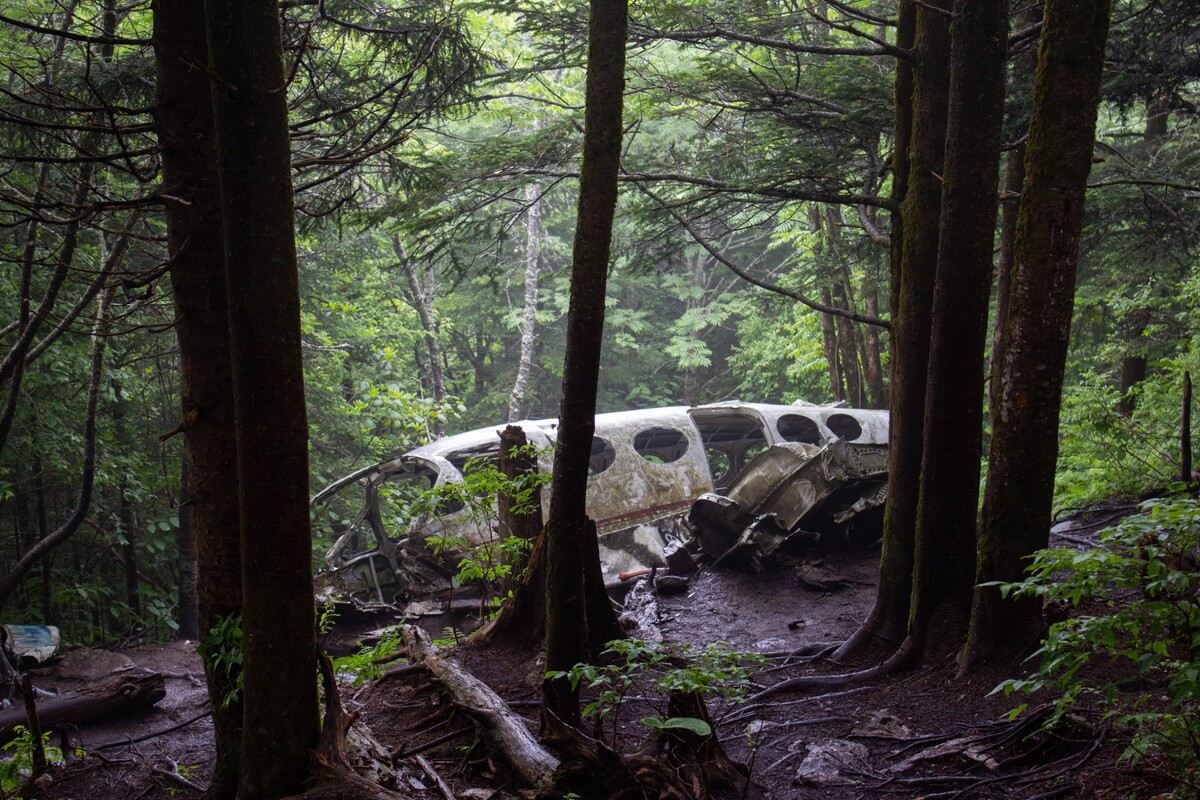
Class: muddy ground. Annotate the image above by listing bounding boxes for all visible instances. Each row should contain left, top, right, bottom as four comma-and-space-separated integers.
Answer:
23, 515, 1170, 799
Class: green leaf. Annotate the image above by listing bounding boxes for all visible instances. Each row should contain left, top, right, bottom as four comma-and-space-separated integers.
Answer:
640, 716, 712, 736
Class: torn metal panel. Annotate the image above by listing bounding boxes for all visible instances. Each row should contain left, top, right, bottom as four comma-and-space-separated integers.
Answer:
688, 441, 889, 570
312, 401, 889, 609
1, 624, 60, 665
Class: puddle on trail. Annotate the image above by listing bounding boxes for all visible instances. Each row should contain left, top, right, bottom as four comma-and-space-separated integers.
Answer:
655, 549, 880, 653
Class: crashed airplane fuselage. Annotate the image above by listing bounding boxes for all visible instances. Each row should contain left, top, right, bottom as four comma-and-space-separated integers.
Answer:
312, 401, 888, 610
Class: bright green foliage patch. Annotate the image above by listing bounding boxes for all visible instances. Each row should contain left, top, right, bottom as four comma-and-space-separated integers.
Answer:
548, 639, 763, 741
417, 446, 551, 616
0, 725, 75, 796
198, 612, 244, 710
332, 626, 403, 686
997, 495, 1200, 791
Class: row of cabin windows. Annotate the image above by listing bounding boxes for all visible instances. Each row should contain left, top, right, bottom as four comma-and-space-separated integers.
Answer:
586, 413, 865, 479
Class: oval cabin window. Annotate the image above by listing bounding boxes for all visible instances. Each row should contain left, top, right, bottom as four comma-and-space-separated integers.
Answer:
633, 426, 689, 464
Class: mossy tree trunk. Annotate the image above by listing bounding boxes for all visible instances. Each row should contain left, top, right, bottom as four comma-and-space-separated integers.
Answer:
910, 0, 1009, 656
837, 0, 945, 661
968, 0, 1113, 666
542, 0, 627, 729
152, 2, 244, 795
204, 1, 320, 796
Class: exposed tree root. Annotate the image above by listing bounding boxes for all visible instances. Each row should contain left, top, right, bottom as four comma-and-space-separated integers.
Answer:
540, 712, 692, 800
866, 709, 1105, 800
470, 526, 548, 648
658, 690, 749, 798
284, 651, 411, 800
749, 636, 917, 701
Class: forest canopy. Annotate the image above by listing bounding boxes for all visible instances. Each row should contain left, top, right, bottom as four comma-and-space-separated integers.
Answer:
0, 0, 1193, 660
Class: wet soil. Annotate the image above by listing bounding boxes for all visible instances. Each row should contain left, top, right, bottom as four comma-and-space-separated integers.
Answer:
23, 518, 1169, 799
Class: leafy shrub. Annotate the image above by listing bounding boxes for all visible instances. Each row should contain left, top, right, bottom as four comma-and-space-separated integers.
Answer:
332, 626, 402, 685
1055, 367, 1191, 508
197, 612, 243, 709
416, 446, 550, 616
0, 725, 72, 796
997, 495, 1200, 791
548, 639, 764, 740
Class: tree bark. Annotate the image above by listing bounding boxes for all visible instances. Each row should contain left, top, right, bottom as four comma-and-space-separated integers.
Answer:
543, 0, 628, 729
118, 475, 142, 633
497, 425, 542, 553
152, 1, 244, 793
0, 671, 165, 745
393, 236, 447, 437
836, 0, 945, 661
861, 276, 887, 408
176, 455, 199, 641
819, 287, 845, 402
403, 626, 559, 789
988, 144, 1025, 421
1182, 371, 1192, 484
1117, 355, 1147, 417
832, 280, 864, 408
204, 1, 320, 796
911, 0, 1008, 658
509, 181, 543, 422
969, 0, 1112, 665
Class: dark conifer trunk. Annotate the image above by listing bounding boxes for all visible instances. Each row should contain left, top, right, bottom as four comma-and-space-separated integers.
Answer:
837, 0, 945, 660
152, 2, 244, 794
910, 0, 1008, 655
176, 457, 199, 641
819, 288, 845, 402
969, 0, 1112, 665
204, 0, 320, 796
543, 0, 627, 728
861, 278, 887, 409
989, 144, 1025, 420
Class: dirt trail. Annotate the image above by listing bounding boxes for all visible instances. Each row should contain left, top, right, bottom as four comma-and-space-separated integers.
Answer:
25, 534, 1160, 799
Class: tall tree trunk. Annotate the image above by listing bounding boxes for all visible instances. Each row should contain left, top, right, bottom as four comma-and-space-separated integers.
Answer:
836, 0, 946, 661
988, 2, 1039, 425
1116, 99, 1168, 417
811, 205, 844, 402
509, 181, 543, 422
543, 0, 628, 729
1182, 372, 1192, 483
681, 249, 706, 406
861, 275, 887, 409
910, 0, 1008, 659
152, 2, 244, 794
969, 0, 1112, 666
819, 288, 845, 402
176, 455, 199, 641
118, 476, 142, 634
394, 236, 447, 436
832, 281, 864, 407
204, 1, 320, 796
1117, 356, 1147, 417
112, 381, 143, 633
825, 208, 867, 408
988, 144, 1025, 421
33, 459, 51, 624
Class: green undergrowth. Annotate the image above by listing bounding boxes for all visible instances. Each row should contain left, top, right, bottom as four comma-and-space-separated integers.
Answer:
997, 493, 1200, 795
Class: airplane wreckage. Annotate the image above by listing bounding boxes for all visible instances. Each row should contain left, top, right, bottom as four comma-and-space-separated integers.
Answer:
312, 402, 889, 613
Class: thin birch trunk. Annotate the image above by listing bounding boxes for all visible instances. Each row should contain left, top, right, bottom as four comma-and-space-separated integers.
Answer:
508, 180, 542, 422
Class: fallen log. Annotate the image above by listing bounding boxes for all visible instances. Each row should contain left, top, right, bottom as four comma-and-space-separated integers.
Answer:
399, 625, 559, 790
0, 669, 165, 743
